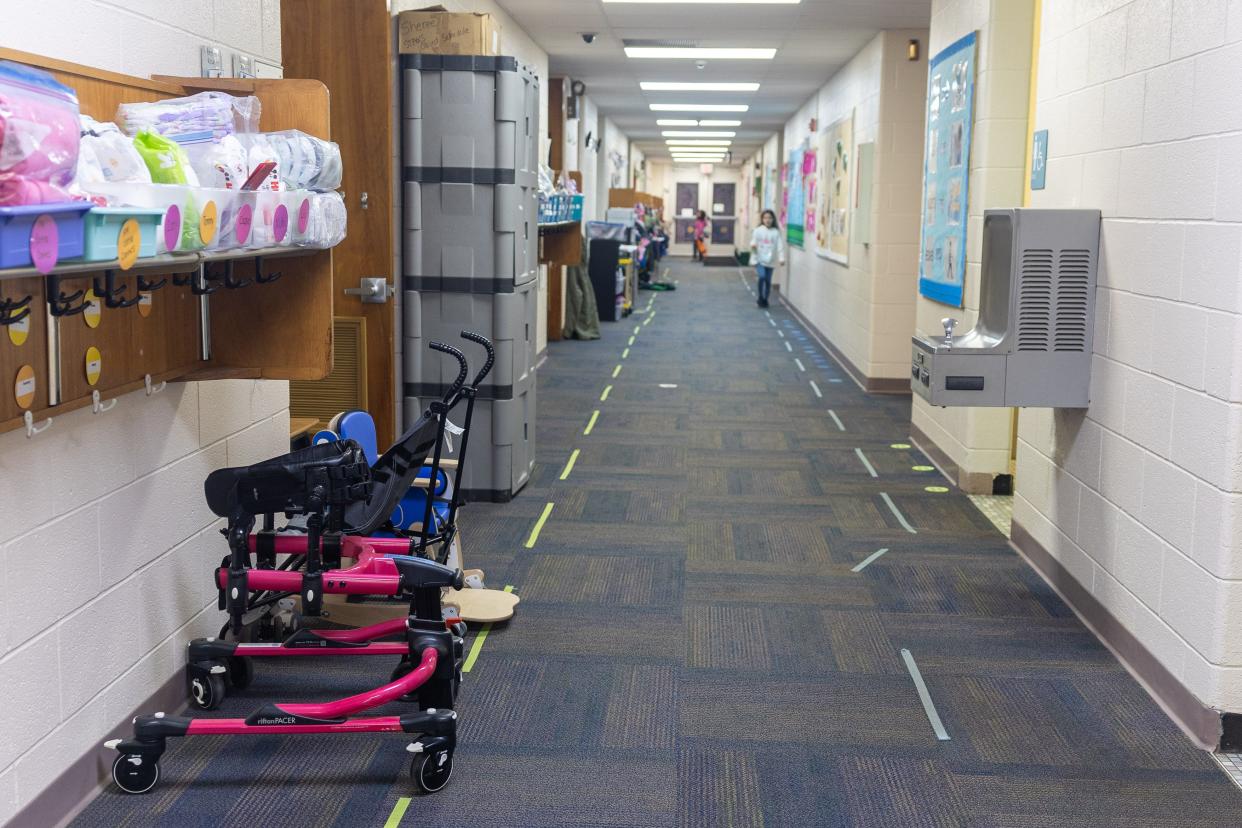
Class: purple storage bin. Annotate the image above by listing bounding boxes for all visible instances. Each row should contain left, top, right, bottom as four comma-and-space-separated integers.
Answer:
0, 202, 91, 269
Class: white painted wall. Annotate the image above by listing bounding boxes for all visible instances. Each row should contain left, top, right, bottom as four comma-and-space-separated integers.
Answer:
1018, 0, 1242, 713
578, 95, 601, 222
913, 0, 1034, 488
0, 5, 287, 823
646, 160, 743, 256
777, 30, 928, 381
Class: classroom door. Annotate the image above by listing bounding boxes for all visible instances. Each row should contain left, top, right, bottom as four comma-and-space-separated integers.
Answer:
676, 182, 699, 217
712, 182, 737, 246
281, 0, 397, 444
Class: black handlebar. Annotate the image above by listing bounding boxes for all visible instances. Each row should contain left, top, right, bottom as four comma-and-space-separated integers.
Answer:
460, 331, 495, 387
429, 341, 469, 397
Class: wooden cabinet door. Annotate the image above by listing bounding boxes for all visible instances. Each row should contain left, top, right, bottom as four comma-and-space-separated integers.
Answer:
281, 0, 396, 444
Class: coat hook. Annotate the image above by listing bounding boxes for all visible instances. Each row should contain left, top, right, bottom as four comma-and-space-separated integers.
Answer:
144, 374, 166, 396
23, 410, 52, 438
47, 275, 93, 317
254, 256, 282, 284
92, 270, 141, 309
91, 389, 117, 414
0, 295, 32, 326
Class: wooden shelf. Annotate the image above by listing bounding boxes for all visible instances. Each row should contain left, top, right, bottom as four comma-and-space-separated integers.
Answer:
0, 48, 337, 437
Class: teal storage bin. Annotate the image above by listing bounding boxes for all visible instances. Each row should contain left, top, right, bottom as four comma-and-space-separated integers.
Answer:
81, 206, 165, 262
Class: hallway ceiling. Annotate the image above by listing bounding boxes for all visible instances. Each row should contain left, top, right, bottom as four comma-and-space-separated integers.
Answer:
494, 0, 931, 164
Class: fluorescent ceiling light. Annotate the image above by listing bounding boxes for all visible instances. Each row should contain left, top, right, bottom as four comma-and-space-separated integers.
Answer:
626, 47, 776, 60
666, 139, 732, 145
671, 152, 727, 157
641, 82, 760, 91
698, 119, 742, 126
651, 103, 749, 112
662, 130, 736, 137
656, 119, 700, 126
608, 0, 798, 3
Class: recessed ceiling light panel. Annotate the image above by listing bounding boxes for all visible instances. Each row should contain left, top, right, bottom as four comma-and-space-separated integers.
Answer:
656, 119, 700, 126
626, 47, 776, 59
640, 82, 760, 91
651, 103, 749, 112
662, 131, 736, 137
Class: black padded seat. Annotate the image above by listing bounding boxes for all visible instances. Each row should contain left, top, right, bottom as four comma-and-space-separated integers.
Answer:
204, 440, 371, 519
340, 410, 442, 535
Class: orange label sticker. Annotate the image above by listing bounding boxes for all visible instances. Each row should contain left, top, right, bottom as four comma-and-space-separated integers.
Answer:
85, 345, 102, 386
137, 290, 153, 318
199, 200, 218, 245
83, 289, 101, 329
117, 218, 142, 270
14, 364, 36, 409
7, 311, 29, 346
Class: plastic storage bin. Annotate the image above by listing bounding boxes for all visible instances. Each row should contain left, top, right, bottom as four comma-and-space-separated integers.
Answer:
0, 202, 91, 269
403, 371, 535, 502
403, 278, 537, 399
403, 180, 537, 292
569, 194, 583, 221
81, 206, 164, 261
85, 182, 215, 253
401, 55, 538, 186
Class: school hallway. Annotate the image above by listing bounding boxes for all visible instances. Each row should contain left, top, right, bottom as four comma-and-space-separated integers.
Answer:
75, 258, 1239, 826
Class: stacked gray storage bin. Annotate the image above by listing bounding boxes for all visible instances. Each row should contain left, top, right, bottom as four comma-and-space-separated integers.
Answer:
401, 54, 539, 502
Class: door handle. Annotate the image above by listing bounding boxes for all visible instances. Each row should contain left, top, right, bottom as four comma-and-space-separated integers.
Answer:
344, 277, 394, 304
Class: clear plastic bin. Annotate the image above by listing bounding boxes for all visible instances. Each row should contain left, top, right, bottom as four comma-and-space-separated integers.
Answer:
81, 206, 164, 262
84, 182, 216, 253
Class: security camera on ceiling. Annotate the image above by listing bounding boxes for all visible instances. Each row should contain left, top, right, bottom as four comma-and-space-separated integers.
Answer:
582, 32, 597, 44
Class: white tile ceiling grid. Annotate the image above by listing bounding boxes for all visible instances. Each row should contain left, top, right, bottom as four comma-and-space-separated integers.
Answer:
493, 0, 931, 160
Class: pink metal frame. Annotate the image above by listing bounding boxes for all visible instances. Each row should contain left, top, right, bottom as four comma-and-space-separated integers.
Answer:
185, 646, 438, 735
219, 537, 456, 658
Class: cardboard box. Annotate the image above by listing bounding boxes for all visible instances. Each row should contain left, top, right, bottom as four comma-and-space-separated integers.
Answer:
398, 6, 500, 56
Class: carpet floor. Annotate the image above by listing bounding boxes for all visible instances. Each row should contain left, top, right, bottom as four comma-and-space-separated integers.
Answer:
74, 260, 1241, 827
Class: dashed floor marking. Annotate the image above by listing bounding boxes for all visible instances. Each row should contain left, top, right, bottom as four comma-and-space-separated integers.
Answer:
794, 358, 806, 372
584, 410, 600, 435
854, 448, 878, 478
851, 548, 889, 573
828, 410, 845, 431
810, 380, 823, 398
559, 449, 580, 480
600, 385, 612, 402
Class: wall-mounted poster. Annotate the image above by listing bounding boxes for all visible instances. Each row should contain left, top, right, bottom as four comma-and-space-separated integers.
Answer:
779, 163, 789, 225
816, 113, 853, 263
763, 158, 778, 211
786, 147, 806, 248
802, 149, 817, 245
918, 31, 977, 308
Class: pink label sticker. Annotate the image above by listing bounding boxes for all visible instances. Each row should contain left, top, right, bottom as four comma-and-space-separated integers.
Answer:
30, 214, 59, 274
163, 204, 181, 252
273, 204, 289, 243
297, 198, 311, 234
236, 203, 253, 245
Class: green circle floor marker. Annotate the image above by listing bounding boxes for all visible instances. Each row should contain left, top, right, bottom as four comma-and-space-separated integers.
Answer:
890, 443, 911, 449
912, 465, 934, 472
925, 486, 949, 493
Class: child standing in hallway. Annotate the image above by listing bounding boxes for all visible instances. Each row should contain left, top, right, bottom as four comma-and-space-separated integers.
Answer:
692, 210, 709, 262
749, 209, 784, 308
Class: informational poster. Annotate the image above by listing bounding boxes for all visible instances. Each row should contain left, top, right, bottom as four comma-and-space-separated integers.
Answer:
802, 150, 817, 245
817, 113, 853, 263
918, 31, 977, 308
786, 147, 806, 248
763, 159, 778, 211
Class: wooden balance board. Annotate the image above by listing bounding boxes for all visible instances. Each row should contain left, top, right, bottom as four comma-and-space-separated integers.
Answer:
319, 585, 518, 625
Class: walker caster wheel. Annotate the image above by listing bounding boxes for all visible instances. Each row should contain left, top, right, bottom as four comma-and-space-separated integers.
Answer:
227, 656, 253, 689
189, 673, 227, 710
411, 749, 453, 794
112, 753, 160, 795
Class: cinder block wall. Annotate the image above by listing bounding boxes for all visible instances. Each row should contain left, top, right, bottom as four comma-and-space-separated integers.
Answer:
0, 4, 287, 821
1019, 0, 1242, 722
777, 30, 930, 384
912, 0, 1035, 490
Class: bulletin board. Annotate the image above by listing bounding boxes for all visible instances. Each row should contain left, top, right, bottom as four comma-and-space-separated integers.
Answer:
785, 147, 806, 248
817, 112, 853, 264
918, 31, 977, 308
763, 158, 778, 211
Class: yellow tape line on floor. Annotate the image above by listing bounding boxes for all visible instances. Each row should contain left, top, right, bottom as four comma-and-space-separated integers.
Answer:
612, 364, 623, 378
560, 449, 580, 480
524, 504, 554, 548
584, 409, 600, 435
460, 585, 516, 674
622, 348, 630, 359
384, 797, 411, 828
600, 385, 612, 402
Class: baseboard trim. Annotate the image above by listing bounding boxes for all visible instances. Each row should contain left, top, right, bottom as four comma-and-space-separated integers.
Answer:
908, 422, 998, 494
13, 669, 188, 828
1010, 518, 1225, 750
776, 294, 912, 395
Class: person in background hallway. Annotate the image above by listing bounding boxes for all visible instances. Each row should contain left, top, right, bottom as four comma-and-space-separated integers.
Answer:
692, 210, 709, 262
749, 208, 784, 308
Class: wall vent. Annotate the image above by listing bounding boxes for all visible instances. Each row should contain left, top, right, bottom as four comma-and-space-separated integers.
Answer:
1054, 249, 1091, 352
1017, 248, 1053, 352
290, 317, 367, 424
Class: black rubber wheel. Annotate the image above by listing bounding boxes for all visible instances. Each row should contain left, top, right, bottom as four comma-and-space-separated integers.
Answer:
189, 672, 227, 710
112, 754, 160, 795
227, 656, 254, 689
411, 750, 453, 794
